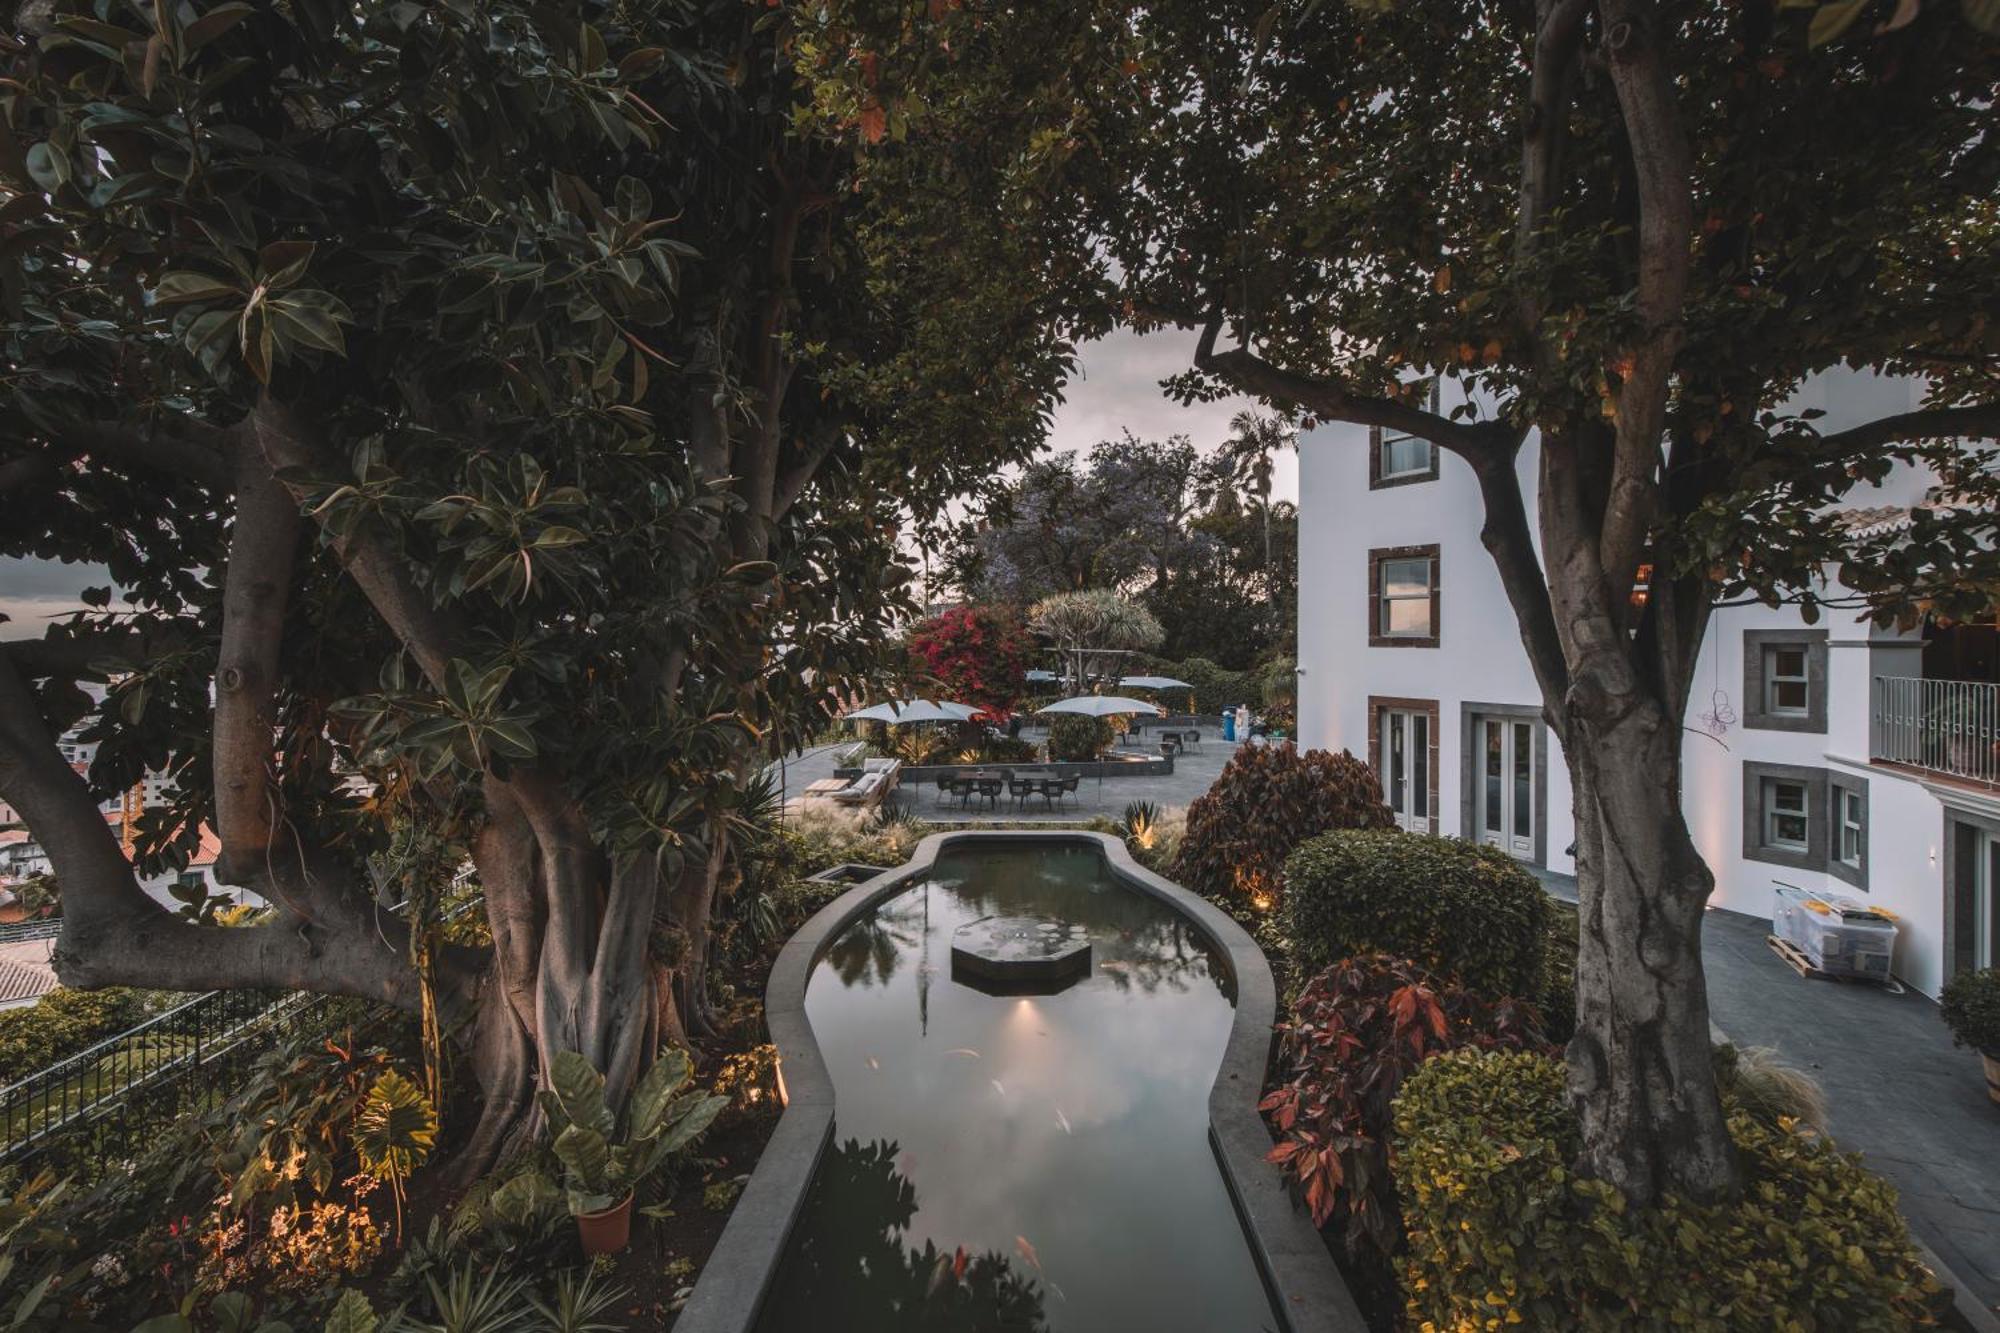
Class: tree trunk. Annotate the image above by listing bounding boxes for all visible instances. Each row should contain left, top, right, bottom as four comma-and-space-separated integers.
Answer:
1563, 702, 1738, 1205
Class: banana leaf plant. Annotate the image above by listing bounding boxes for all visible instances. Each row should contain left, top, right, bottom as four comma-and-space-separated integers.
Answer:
540, 1049, 728, 1215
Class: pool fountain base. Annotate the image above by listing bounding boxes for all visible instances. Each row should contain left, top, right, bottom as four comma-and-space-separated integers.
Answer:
949, 915, 1091, 994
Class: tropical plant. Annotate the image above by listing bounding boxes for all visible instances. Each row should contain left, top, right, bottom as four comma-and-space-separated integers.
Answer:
397, 1261, 536, 1333
0, 0, 1090, 1166
1119, 801, 1162, 850
13, 873, 59, 919
1940, 966, 2000, 1055
1027, 590, 1164, 689
529, 1269, 631, 1333
1173, 745, 1393, 914
1259, 955, 1545, 1255
354, 1070, 439, 1240
539, 1050, 726, 1215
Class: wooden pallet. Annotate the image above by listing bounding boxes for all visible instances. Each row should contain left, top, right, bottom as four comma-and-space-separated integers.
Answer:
1764, 933, 1898, 989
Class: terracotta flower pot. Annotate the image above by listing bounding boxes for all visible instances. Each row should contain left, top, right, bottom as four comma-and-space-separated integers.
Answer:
575, 1193, 635, 1256
1983, 1052, 2000, 1109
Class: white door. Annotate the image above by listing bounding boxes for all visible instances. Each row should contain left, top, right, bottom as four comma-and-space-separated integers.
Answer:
1478, 717, 1536, 860
1380, 708, 1429, 833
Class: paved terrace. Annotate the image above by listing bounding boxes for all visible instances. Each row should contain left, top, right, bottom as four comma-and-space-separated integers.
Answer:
1539, 870, 1999, 1319
770, 728, 1255, 822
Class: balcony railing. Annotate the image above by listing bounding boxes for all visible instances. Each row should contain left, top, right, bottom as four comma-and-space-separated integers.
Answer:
1871, 675, 2000, 787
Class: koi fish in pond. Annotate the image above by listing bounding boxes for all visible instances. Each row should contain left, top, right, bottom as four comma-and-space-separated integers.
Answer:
1054, 1106, 1071, 1135
990, 1078, 1006, 1097
1015, 1234, 1042, 1274
943, 1048, 980, 1059
865, 1056, 879, 1071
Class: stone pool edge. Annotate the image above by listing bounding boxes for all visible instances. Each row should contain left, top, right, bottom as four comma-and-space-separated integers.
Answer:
673, 829, 1366, 1333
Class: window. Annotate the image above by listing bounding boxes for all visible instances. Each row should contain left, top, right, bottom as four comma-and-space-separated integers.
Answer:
1764, 780, 1809, 851
1368, 545, 1441, 648
1367, 381, 1441, 488
1838, 788, 1864, 868
1743, 629, 1827, 733
1766, 646, 1809, 716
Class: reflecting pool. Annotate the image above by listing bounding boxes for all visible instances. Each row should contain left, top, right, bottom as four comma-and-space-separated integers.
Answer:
754, 842, 1280, 1332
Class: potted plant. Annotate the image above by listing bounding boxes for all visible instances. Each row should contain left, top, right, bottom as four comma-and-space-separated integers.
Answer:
1940, 966, 2000, 1107
541, 1047, 728, 1254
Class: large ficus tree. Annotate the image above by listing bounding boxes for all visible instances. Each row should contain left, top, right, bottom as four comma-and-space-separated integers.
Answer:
0, 0, 1088, 1161
831, 0, 1999, 1204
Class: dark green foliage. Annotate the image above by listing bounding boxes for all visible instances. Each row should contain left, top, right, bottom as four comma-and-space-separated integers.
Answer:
1538, 898, 1579, 1046
1131, 654, 1261, 713
1395, 1050, 1940, 1331
1046, 714, 1110, 762
1172, 744, 1392, 913
1283, 831, 1549, 1001
1259, 955, 1545, 1256
0, 987, 153, 1083
1940, 966, 2000, 1054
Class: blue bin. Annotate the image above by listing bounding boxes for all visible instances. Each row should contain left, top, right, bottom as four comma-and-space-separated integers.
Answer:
1222, 713, 1236, 742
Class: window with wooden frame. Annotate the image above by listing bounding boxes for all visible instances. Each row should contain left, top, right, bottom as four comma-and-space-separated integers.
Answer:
1368, 544, 1440, 648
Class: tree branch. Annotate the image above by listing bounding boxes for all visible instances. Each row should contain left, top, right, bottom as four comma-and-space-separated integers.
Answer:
1596, 0, 1694, 620
1515, 0, 1594, 338
60, 419, 233, 490
212, 408, 309, 903
1814, 402, 2000, 454
1468, 449, 1574, 732
1194, 312, 1514, 459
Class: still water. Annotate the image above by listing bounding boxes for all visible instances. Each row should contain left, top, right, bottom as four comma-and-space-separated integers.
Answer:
754, 842, 1280, 1333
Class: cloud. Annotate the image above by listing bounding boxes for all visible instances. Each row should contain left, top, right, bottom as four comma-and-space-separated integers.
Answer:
1046, 327, 1299, 503
0, 557, 115, 641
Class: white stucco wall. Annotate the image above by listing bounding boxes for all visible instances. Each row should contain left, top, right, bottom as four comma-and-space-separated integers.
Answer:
1297, 367, 1960, 995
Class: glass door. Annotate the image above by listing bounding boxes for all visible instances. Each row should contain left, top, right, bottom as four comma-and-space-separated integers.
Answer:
1380, 708, 1429, 833
1478, 717, 1536, 860
1980, 827, 1998, 971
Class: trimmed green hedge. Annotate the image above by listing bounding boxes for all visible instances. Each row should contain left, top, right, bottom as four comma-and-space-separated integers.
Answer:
1047, 713, 1111, 761
1283, 831, 1549, 1001
0, 987, 154, 1083
1395, 1049, 1940, 1331
1539, 897, 1579, 1044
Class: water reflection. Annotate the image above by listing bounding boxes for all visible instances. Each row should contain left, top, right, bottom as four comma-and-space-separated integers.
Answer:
758, 843, 1277, 1333
756, 1139, 1050, 1332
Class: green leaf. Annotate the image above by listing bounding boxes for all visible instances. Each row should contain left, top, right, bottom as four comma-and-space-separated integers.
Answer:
24, 143, 68, 193
268, 296, 348, 356
155, 271, 240, 305
322, 1291, 375, 1333
548, 1050, 615, 1137
184, 3, 255, 51
1807, 0, 1869, 44
552, 1124, 612, 1193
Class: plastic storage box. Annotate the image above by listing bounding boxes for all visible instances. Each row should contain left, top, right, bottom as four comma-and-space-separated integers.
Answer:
1772, 884, 1897, 980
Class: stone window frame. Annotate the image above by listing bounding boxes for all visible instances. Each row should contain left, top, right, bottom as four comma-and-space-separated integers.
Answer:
1742, 761, 1830, 874
1828, 771, 1869, 891
1368, 427, 1439, 489
1458, 702, 1549, 867
1367, 544, 1441, 649
1742, 629, 1829, 734
1367, 695, 1440, 834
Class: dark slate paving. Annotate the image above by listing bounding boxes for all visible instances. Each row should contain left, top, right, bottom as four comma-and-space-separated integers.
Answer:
1540, 867, 1997, 1315
1698, 905, 2000, 1315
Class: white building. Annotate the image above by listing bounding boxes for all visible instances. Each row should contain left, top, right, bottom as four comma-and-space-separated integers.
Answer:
1296, 369, 1996, 999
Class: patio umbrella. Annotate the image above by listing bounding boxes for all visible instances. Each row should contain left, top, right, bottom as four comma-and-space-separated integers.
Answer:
1024, 669, 1059, 683
843, 702, 904, 723
1118, 675, 1193, 691
842, 698, 980, 724
1035, 695, 1164, 805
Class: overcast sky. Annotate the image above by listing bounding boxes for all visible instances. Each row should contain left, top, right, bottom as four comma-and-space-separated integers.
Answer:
0, 327, 1287, 640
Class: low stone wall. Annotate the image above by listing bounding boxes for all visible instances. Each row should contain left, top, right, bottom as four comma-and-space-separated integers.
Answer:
834, 753, 1173, 784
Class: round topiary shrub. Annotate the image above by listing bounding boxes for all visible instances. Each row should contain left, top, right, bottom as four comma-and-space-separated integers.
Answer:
1940, 965, 2000, 1056
1394, 1049, 1941, 1332
1046, 713, 1111, 761
1172, 743, 1393, 914
1283, 830, 1549, 1001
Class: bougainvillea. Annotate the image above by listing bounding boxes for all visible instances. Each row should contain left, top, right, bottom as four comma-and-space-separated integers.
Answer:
906, 605, 1034, 718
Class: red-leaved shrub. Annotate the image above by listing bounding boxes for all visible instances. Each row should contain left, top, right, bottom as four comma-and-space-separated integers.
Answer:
906, 605, 1034, 718
1260, 954, 1548, 1256
1172, 743, 1391, 913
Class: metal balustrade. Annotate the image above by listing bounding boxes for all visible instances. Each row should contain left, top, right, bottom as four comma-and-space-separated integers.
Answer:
1871, 675, 2000, 786
0, 884, 478, 1170
0, 918, 63, 944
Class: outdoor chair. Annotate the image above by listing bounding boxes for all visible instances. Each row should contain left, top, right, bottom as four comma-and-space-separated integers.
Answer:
1059, 775, 1080, 809
975, 776, 1004, 810
1036, 778, 1064, 812
1179, 729, 1202, 751
1159, 736, 1180, 758
1008, 774, 1038, 810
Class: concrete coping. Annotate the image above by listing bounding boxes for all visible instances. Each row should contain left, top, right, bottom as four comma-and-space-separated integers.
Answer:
672, 829, 1365, 1333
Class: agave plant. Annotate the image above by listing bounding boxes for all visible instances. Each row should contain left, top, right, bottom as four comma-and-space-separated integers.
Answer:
1121, 800, 1162, 850
530, 1269, 632, 1333
540, 1049, 728, 1215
